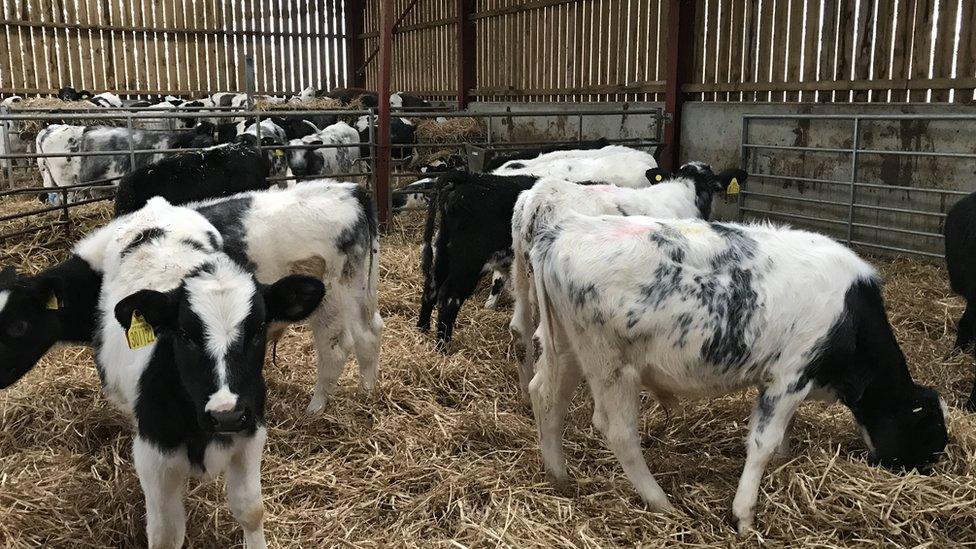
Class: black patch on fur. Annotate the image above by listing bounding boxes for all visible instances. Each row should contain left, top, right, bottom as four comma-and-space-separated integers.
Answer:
195, 196, 254, 268
120, 227, 167, 257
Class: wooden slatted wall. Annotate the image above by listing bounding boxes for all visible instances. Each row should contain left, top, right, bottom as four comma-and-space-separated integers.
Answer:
688, 0, 976, 103
473, 0, 668, 101
0, 0, 349, 98
361, 0, 458, 101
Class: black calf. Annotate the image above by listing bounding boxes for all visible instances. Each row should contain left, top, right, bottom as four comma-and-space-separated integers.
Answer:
419, 171, 536, 349
114, 141, 271, 216
944, 191, 976, 409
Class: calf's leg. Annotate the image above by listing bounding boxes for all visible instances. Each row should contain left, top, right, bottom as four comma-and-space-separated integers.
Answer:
133, 437, 189, 549
588, 366, 671, 511
954, 299, 976, 350
732, 383, 810, 534
226, 428, 268, 549
307, 300, 351, 413
484, 270, 507, 309
529, 341, 582, 485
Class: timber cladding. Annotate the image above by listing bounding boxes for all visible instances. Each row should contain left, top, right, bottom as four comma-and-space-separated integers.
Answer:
358, 0, 975, 104
0, 0, 349, 98
0, 1, 972, 103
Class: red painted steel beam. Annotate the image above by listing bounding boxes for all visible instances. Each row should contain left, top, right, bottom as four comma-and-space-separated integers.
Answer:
344, 0, 366, 88
457, 0, 477, 109
357, 0, 419, 77
375, 0, 393, 230
661, 0, 697, 171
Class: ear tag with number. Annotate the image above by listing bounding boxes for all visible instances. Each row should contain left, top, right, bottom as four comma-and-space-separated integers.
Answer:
126, 312, 156, 350
273, 149, 285, 157
45, 293, 60, 310
726, 177, 741, 196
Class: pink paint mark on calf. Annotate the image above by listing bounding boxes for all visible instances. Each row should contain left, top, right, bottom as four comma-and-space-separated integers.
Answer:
610, 222, 654, 239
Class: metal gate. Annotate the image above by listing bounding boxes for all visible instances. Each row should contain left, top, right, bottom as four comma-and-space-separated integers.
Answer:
739, 113, 976, 259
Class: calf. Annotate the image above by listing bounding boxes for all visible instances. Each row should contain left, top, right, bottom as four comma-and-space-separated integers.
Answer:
87, 197, 323, 547
286, 121, 360, 178
527, 213, 948, 533
88, 92, 123, 108
113, 141, 272, 216
0, 181, 382, 413
492, 144, 658, 187
418, 171, 537, 349
355, 115, 416, 161
509, 163, 747, 399
36, 124, 86, 203
242, 119, 291, 181
483, 138, 611, 172
77, 124, 216, 188
390, 92, 431, 109
1, 96, 31, 172
943, 191, 976, 409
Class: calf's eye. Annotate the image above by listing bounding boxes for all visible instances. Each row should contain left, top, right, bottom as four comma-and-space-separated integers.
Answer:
7, 320, 28, 338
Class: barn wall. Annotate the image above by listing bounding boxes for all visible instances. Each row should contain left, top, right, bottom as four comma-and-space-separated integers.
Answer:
0, 0, 349, 97
359, 0, 976, 106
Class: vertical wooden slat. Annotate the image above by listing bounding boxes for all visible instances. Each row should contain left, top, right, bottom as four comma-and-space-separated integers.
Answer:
909, 0, 934, 102
954, 1, 975, 102
930, 0, 957, 102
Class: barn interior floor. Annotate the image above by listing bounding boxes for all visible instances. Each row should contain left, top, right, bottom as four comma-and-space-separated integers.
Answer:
1, 204, 975, 547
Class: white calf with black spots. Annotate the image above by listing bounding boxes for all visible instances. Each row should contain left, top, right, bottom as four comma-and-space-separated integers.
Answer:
527, 213, 948, 533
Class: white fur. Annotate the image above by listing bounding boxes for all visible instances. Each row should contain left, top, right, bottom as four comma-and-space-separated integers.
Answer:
493, 145, 657, 188
0, 290, 9, 313
389, 92, 403, 109
528, 212, 877, 532
188, 180, 383, 412
509, 177, 703, 399
206, 387, 239, 413
184, 256, 255, 396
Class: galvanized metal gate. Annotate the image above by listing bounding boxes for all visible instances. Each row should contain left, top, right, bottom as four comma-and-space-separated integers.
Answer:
739, 113, 976, 259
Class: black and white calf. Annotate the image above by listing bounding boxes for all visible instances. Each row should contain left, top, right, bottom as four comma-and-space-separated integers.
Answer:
36, 124, 86, 203
943, 191, 976, 410
355, 115, 416, 161
389, 92, 431, 109
84, 198, 323, 548
0, 181, 382, 413
509, 163, 747, 398
77, 124, 216, 188
286, 121, 361, 178
113, 141, 273, 216
527, 213, 948, 533
242, 119, 291, 180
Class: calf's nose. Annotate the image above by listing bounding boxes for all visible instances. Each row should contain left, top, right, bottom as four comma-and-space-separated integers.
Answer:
208, 408, 248, 433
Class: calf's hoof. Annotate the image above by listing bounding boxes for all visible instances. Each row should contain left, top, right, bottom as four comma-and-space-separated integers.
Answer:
733, 513, 755, 536
306, 395, 328, 414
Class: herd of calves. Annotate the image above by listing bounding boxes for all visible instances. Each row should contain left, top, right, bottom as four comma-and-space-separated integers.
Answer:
4, 140, 976, 546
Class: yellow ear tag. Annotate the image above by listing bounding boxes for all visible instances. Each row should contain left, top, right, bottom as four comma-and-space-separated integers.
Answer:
126, 312, 157, 350
726, 177, 741, 196
273, 149, 285, 157
655, 174, 663, 182
45, 294, 60, 310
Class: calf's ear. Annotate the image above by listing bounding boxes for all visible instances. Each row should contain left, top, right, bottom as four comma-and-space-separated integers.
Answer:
114, 290, 177, 331
645, 167, 672, 185
713, 169, 748, 191
263, 275, 326, 323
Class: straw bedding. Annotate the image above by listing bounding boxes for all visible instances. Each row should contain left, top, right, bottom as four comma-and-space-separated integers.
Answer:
12, 97, 126, 136
0, 208, 975, 547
